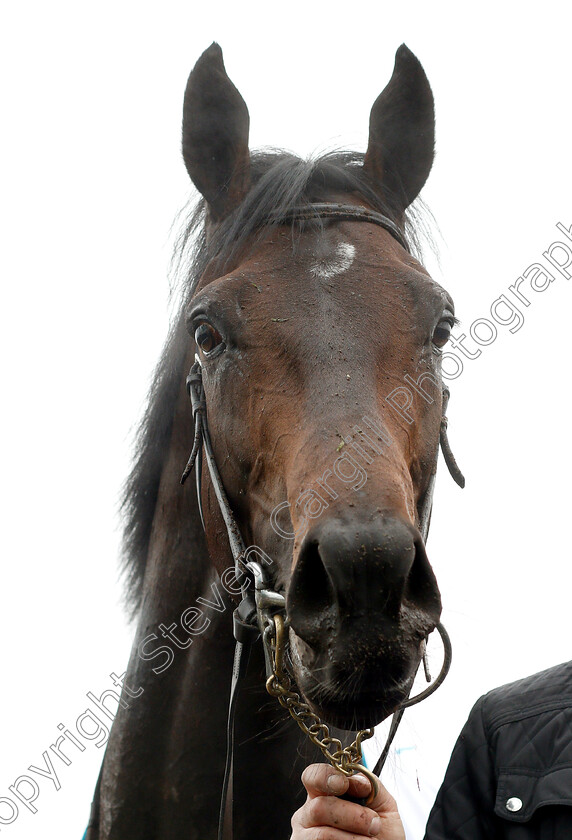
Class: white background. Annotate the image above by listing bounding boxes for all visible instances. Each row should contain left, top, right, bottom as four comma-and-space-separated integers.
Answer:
1, 2, 571, 838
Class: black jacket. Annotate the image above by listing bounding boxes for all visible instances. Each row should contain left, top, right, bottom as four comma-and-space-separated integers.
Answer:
424, 661, 572, 839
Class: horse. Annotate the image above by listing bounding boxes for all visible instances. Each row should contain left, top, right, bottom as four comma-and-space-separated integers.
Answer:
86, 41, 462, 840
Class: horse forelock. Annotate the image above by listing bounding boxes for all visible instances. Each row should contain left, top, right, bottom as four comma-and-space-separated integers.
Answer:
119, 148, 436, 616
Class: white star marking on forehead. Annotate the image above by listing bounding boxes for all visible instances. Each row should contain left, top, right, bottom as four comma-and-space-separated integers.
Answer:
310, 242, 356, 279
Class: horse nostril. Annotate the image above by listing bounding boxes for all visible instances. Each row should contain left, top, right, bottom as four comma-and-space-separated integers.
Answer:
404, 538, 441, 620
287, 539, 336, 647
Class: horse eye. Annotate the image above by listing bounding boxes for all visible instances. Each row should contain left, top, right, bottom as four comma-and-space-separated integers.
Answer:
194, 322, 223, 355
432, 318, 453, 348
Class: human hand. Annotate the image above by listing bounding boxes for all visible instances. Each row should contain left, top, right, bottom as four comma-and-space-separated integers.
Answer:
291, 763, 406, 839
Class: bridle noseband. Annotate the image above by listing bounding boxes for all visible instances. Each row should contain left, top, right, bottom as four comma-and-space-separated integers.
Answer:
180, 204, 464, 837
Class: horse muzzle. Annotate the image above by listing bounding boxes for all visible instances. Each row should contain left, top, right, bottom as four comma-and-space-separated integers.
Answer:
285, 516, 442, 727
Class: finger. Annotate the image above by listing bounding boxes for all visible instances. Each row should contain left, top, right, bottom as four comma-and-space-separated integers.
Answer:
301, 764, 350, 797
291, 821, 380, 840
345, 773, 373, 800
354, 776, 406, 837
293, 827, 379, 840
298, 792, 381, 836
355, 775, 399, 817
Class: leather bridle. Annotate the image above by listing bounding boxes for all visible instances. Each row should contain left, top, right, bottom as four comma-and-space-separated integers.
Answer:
180, 204, 464, 839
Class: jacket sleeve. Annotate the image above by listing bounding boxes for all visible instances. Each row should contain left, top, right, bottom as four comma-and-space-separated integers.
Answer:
423, 697, 498, 840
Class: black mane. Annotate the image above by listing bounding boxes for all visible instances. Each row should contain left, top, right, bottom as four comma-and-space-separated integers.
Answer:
120, 150, 430, 614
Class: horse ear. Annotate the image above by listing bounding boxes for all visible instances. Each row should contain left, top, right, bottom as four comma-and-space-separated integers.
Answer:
182, 43, 251, 220
364, 45, 435, 211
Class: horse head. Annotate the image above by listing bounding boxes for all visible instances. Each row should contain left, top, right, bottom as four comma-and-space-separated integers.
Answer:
181, 43, 456, 730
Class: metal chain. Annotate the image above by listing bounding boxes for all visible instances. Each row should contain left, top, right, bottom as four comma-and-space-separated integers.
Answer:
264, 614, 375, 776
